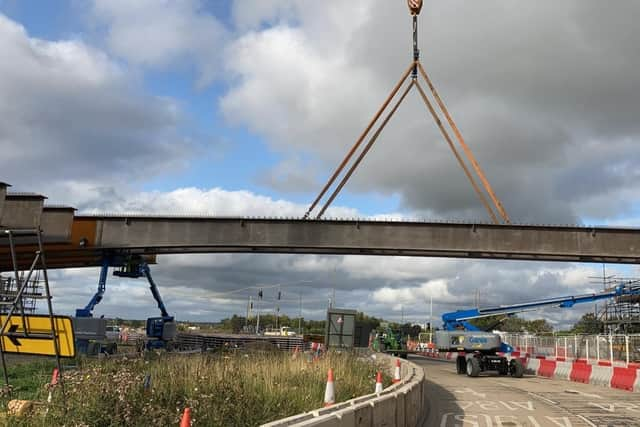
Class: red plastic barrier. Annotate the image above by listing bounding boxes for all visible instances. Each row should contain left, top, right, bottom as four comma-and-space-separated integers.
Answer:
556, 357, 566, 362
628, 362, 640, 369
598, 360, 612, 367
536, 355, 546, 360
570, 362, 592, 384
538, 360, 557, 378
611, 367, 637, 391
511, 351, 521, 357
575, 359, 588, 364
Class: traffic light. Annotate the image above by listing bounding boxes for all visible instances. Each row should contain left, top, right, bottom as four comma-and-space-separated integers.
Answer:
277, 291, 281, 300
258, 289, 263, 299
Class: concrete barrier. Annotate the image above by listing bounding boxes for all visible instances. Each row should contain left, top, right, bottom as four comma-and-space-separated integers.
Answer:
611, 367, 637, 392
370, 394, 396, 426
553, 361, 573, 381
261, 355, 427, 427
569, 362, 592, 384
538, 360, 557, 378
525, 358, 540, 375
589, 365, 614, 387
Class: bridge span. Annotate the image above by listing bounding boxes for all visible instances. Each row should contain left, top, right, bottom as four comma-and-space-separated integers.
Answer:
2, 212, 640, 270
84, 215, 640, 262
2, 186, 640, 269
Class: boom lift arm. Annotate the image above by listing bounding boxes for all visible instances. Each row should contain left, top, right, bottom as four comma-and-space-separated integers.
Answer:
75, 257, 111, 317
442, 284, 640, 331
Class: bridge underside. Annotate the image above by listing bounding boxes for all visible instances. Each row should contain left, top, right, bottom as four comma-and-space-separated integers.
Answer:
2, 216, 640, 271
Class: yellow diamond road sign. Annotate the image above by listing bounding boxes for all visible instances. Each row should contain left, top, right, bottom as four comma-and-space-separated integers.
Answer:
0, 315, 76, 358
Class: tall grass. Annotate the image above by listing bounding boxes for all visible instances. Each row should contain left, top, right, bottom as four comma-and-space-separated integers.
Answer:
5, 350, 389, 427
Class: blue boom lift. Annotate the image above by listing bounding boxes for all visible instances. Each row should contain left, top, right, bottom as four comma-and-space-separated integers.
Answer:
113, 260, 176, 349
435, 284, 640, 378
74, 256, 176, 352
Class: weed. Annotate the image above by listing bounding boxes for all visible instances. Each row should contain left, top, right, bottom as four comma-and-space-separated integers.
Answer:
2, 351, 389, 427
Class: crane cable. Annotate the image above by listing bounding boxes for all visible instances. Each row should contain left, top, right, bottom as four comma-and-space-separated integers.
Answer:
305, 0, 510, 224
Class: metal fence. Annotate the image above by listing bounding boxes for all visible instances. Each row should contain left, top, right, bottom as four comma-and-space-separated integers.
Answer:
175, 332, 305, 352
501, 333, 640, 365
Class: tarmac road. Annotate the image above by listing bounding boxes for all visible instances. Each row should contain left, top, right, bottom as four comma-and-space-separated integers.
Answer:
412, 356, 640, 427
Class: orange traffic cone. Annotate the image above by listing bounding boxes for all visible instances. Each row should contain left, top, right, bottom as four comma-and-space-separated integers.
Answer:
323, 369, 335, 407
50, 368, 59, 385
375, 371, 383, 393
392, 359, 401, 384
47, 367, 60, 404
180, 407, 191, 427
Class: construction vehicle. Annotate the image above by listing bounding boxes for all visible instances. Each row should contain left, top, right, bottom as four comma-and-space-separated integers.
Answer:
372, 323, 409, 359
436, 284, 640, 378
113, 260, 176, 350
74, 256, 176, 352
73, 257, 117, 355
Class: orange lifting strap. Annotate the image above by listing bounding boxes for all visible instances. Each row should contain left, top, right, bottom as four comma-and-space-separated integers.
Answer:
304, 0, 510, 224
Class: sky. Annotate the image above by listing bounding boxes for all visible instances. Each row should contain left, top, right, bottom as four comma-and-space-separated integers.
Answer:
1, 0, 640, 330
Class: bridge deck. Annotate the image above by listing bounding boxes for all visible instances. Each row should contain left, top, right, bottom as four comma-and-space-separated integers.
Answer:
2, 216, 640, 270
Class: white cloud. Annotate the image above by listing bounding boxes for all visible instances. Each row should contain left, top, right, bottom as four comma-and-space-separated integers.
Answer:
0, 13, 191, 197
373, 279, 456, 306
76, 186, 360, 218
90, 0, 228, 87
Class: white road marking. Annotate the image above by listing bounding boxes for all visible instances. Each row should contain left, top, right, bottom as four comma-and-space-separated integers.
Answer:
439, 414, 576, 427
575, 415, 597, 427
454, 387, 487, 398
527, 392, 558, 406
440, 413, 494, 427
546, 417, 573, 427
564, 389, 602, 399
588, 402, 615, 413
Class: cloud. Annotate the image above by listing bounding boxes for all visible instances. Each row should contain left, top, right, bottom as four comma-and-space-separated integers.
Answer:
75, 186, 359, 217
90, 0, 228, 87
0, 13, 192, 199
219, 1, 640, 223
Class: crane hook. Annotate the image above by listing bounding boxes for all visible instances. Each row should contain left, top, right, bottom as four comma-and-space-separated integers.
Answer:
407, 0, 423, 16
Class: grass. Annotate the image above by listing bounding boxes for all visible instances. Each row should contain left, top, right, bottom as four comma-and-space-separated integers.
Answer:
0, 358, 57, 401
2, 350, 389, 426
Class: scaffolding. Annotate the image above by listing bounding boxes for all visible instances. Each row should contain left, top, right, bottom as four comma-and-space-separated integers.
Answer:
0, 272, 44, 315
590, 269, 640, 334
601, 280, 640, 334
0, 229, 64, 399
